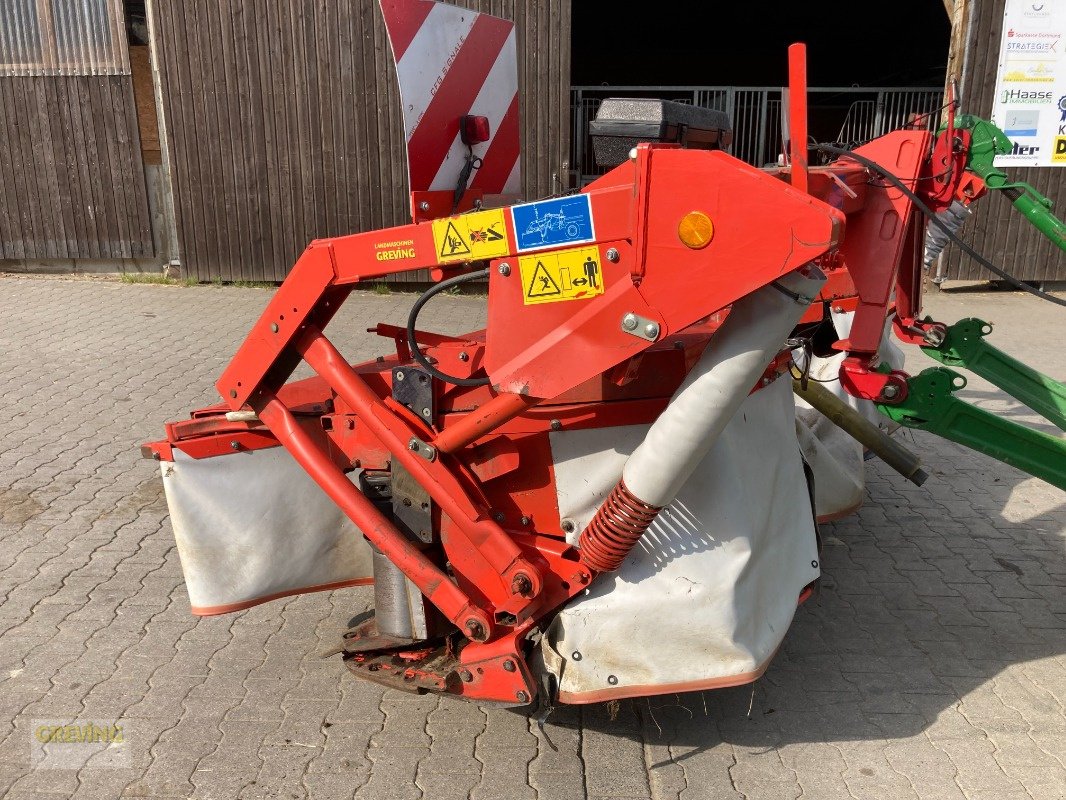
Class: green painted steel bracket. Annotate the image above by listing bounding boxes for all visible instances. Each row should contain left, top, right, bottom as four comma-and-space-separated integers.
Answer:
953, 115, 1066, 253
921, 317, 1066, 432
877, 368, 1066, 491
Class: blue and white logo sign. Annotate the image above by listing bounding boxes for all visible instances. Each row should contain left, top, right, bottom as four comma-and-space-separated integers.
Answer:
510, 195, 595, 253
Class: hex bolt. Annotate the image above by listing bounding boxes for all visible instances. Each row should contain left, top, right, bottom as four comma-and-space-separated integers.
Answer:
418, 201, 430, 211
503, 660, 516, 672
395, 371, 405, 381
571, 651, 582, 661
458, 351, 469, 362
520, 516, 531, 526
643, 322, 659, 339
550, 419, 562, 431
516, 691, 529, 703
229, 440, 240, 451
459, 669, 473, 683
881, 384, 901, 400
408, 438, 420, 451
561, 519, 576, 534
229, 389, 238, 398
607, 675, 619, 685
270, 322, 279, 333
421, 408, 431, 418
606, 247, 620, 263
498, 263, 511, 276
621, 312, 639, 331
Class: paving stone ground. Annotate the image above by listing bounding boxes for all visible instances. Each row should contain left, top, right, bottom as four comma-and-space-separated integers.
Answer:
0, 274, 1063, 800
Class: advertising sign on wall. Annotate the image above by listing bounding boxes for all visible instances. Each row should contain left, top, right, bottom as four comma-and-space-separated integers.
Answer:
991, 1, 1066, 167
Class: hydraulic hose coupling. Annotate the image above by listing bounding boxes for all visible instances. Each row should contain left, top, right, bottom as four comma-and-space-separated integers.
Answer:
578, 479, 662, 573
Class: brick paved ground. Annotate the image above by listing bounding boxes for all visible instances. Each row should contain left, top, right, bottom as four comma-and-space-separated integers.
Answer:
0, 274, 1062, 799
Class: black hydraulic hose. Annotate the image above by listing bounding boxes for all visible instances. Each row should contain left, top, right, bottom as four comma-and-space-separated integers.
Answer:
814, 143, 1066, 309
406, 268, 492, 387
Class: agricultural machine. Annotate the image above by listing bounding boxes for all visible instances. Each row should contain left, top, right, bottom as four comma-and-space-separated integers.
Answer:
145, 1, 1066, 711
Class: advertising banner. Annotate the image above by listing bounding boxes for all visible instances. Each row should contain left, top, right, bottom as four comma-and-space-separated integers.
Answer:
991, 1, 1066, 167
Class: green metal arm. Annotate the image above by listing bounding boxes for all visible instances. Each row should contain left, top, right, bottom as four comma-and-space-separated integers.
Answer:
921, 318, 1066, 432
877, 368, 1066, 491
954, 115, 1066, 253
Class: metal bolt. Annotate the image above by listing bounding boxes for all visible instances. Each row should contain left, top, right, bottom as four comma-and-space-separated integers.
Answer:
674, 340, 684, 349
421, 407, 431, 418
629, 147, 638, 160
516, 691, 529, 703
465, 620, 486, 641
459, 669, 473, 683
606, 247, 620, 263
643, 322, 659, 339
229, 389, 238, 398
571, 651, 582, 661
881, 384, 901, 400
511, 573, 532, 595
550, 419, 562, 431
498, 263, 511, 276
503, 660, 516, 672
229, 440, 240, 451
270, 322, 279, 333
607, 675, 619, 685
408, 438, 420, 451
520, 516, 530, 526
621, 312, 638, 331
395, 371, 405, 381
561, 519, 576, 534
458, 351, 469, 362
418, 201, 430, 211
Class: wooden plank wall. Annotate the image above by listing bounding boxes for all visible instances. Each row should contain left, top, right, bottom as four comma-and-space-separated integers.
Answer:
941, 0, 1066, 282
0, 76, 154, 260
151, 0, 571, 283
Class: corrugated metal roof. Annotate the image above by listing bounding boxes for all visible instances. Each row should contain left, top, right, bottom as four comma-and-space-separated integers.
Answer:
0, 0, 129, 77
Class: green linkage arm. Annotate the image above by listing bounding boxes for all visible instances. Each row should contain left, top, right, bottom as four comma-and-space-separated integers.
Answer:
954, 114, 1066, 253
877, 368, 1066, 491
922, 318, 1066, 432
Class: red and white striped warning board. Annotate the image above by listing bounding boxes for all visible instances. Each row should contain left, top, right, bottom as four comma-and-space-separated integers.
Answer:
379, 0, 522, 198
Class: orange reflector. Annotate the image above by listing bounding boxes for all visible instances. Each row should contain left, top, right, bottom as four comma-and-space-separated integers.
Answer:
678, 212, 714, 249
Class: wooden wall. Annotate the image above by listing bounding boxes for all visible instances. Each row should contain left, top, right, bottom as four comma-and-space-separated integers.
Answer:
0, 76, 154, 260
941, 0, 1066, 282
151, 0, 572, 283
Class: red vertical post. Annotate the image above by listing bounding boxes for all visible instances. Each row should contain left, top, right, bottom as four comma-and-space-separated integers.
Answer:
788, 43, 809, 194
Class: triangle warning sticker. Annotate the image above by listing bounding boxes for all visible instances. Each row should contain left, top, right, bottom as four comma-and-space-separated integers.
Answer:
526, 262, 562, 298
438, 221, 471, 259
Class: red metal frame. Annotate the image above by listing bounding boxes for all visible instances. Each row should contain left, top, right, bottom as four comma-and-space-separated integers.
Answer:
149, 67, 992, 700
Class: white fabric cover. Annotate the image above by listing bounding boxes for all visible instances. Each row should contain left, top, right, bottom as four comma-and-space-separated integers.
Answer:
162, 448, 374, 614
543, 377, 820, 701
793, 310, 906, 520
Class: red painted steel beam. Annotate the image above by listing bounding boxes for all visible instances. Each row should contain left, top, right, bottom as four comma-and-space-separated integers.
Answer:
295, 329, 546, 606
256, 396, 491, 639
788, 43, 809, 195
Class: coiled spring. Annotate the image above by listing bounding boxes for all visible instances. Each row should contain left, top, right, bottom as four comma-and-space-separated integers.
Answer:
578, 479, 662, 573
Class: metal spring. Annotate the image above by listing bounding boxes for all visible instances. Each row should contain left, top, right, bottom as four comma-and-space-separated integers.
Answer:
578, 479, 662, 573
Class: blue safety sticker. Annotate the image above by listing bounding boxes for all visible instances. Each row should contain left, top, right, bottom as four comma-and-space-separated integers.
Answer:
510, 195, 596, 253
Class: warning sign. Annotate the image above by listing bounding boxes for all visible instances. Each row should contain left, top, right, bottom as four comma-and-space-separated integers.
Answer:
431, 208, 510, 264
519, 246, 604, 305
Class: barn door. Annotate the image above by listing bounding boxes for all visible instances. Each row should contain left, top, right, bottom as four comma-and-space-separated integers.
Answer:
0, 0, 154, 261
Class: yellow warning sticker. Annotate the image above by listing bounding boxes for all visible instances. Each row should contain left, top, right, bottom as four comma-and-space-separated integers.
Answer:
519, 246, 604, 305
432, 209, 510, 263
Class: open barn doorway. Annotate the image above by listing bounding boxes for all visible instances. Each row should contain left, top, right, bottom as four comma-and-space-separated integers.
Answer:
569, 2, 953, 182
